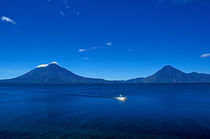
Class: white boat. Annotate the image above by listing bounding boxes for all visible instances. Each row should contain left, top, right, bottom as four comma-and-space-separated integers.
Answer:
115, 94, 127, 101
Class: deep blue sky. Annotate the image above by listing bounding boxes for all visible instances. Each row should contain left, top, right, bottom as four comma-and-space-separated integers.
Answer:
0, 0, 210, 80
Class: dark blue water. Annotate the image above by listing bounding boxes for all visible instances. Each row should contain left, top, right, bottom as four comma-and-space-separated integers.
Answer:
0, 84, 210, 138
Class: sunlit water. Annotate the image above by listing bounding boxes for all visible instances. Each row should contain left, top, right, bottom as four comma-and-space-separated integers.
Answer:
0, 84, 210, 138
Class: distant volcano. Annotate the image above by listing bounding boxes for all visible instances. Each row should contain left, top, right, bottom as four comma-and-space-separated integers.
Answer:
0, 62, 107, 84
129, 65, 210, 83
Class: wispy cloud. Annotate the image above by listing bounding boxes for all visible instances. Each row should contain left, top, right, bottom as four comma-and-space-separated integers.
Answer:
200, 53, 210, 58
78, 41, 112, 61
1, 16, 16, 25
49, 0, 80, 16
37, 64, 49, 68
36, 62, 59, 68
78, 49, 87, 52
78, 46, 103, 53
105, 42, 112, 46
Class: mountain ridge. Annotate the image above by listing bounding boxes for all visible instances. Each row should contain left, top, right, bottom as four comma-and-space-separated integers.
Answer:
131, 65, 210, 83
0, 63, 210, 84
0, 63, 107, 84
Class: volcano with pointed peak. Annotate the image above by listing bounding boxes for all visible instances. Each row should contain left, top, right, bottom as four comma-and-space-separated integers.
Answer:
131, 65, 210, 83
142, 65, 188, 83
0, 62, 107, 84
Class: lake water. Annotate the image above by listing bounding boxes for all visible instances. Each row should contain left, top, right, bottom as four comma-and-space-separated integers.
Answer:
0, 84, 210, 138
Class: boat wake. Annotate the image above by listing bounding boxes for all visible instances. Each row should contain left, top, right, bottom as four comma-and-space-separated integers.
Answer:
64, 93, 127, 101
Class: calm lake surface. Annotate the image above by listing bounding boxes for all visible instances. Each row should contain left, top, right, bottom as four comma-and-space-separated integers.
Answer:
0, 84, 210, 138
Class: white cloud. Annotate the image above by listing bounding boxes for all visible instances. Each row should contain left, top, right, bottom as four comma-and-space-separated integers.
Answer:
37, 64, 49, 68
200, 53, 210, 58
36, 62, 59, 68
1, 16, 16, 25
50, 61, 59, 65
78, 49, 87, 52
78, 46, 102, 53
105, 42, 112, 46
78, 42, 112, 54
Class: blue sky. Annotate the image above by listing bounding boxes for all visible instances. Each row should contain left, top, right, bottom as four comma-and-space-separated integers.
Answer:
0, 0, 210, 80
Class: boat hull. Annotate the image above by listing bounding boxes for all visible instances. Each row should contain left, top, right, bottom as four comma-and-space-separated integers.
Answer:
115, 97, 127, 101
